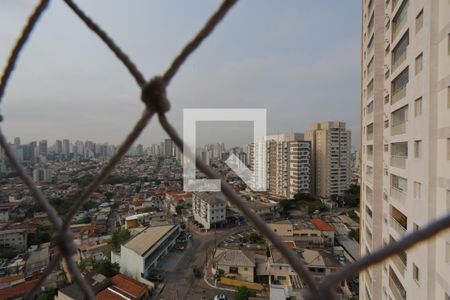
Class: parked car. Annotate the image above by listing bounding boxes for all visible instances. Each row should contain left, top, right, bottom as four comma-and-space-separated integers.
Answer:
175, 245, 185, 251
214, 294, 228, 300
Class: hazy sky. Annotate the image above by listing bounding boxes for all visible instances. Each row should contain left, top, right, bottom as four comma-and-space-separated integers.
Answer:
0, 0, 361, 148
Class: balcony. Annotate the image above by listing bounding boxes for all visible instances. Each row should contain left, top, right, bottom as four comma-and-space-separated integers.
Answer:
391, 122, 406, 135
391, 87, 406, 104
390, 186, 406, 203
392, 51, 407, 73
391, 253, 407, 277
389, 269, 407, 300
367, 153, 373, 162
391, 217, 407, 236
390, 155, 406, 169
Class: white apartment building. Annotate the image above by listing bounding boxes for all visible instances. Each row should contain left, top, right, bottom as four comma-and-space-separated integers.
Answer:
192, 192, 226, 230
360, 0, 450, 299
252, 133, 311, 199
305, 121, 351, 199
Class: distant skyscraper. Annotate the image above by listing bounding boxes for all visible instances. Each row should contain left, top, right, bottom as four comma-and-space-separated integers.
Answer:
13, 137, 20, 146
305, 121, 351, 199
136, 144, 144, 156
360, 1, 450, 299
55, 140, 62, 154
38, 140, 48, 157
243, 143, 255, 170
164, 139, 174, 158
62, 139, 70, 156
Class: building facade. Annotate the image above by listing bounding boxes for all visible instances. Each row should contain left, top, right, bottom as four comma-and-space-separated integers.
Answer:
253, 133, 311, 199
111, 225, 180, 284
192, 192, 226, 230
305, 121, 351, 199
360, 0, 450, 299
0, 229, 27, 251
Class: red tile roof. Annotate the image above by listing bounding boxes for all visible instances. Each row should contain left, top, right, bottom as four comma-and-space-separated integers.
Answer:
110, 273, 148, 298
0, 274, 23, 284
0, 279, 38, 299
311, 218, 335, 231
97, 288, 126, 300
283, 241, 296, 249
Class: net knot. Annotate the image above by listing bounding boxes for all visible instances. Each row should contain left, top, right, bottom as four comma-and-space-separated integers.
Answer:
141, 76, 170, 114
54, 230, 78, 257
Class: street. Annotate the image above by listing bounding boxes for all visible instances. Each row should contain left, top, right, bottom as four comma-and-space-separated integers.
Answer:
154, 227, 241, 300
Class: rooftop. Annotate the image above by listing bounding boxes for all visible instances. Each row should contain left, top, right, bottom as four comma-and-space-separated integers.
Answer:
215, 248, 255, 267
311, 218, 335, 231
124, 224, 176, 256
194, 192, 226, 206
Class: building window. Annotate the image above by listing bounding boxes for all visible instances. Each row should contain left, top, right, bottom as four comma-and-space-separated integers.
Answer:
414, 97, 423, 116
413, 263, 420, 283
392, 31, 409, 70
415, 9, 423, 33
414, 140, 422, 158
368, 34, 375, 53
391, 67, 409, 103
229, 267, 238, 274
392, 0, 409, 39
413, 181, 421, 199
415, 53, 423, 74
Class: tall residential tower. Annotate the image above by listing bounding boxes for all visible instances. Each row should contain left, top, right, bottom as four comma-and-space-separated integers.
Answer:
360, 0, 450, 299
305, 121, 351, 199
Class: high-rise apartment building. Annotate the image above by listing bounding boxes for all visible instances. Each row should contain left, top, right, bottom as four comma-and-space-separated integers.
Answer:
252, 133, 311, 199
360, 0, 450, 299
305, 121, 351, 199
164, 139, 174, 158
38, 140, 48, 157
55, 140, 62, 154
62, 139, 70, 156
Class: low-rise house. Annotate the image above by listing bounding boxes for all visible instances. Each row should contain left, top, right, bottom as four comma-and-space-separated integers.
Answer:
77, 242, 109, 263
111, 224, 180, 284
213, 248, 256, 282
55, 272, 110, 300
0, 228, 27, 251
310, 218, 335, 246
256, 247, 300, 288
300, 249, 340, 280
97, 273, 150, 300
192, 192, 226, 230
268, 218, 335, 246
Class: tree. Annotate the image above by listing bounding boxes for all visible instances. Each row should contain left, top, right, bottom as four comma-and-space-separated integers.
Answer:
175, 204, 183, 215
111, 228, 131, 251
93, 260, 119, 277
235, 286, 256, 300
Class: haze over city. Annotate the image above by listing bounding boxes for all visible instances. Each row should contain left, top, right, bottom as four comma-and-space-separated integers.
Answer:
0, 0, 360, 147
